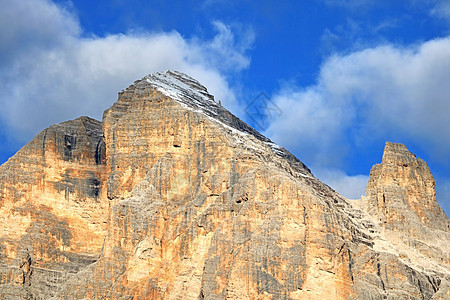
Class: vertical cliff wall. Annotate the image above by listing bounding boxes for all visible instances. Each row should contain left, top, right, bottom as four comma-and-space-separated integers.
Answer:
366, 142, 449, 232
0, 117, 107, 299
361, 142, 450, 297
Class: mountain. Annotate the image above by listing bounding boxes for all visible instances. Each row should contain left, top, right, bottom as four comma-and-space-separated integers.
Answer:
0, 71, 448, 299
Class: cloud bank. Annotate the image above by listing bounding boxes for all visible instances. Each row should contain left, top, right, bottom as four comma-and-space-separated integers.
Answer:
313, 168, 369, 200
266, 37, 450, 164
0, 0, 253, 142
264, 37, 450, 207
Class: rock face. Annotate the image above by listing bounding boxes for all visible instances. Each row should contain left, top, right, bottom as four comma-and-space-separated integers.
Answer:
366, 142, 449, 232
0, 71, 449, 299
0, 117, 107, 299
361, 142, 450, 298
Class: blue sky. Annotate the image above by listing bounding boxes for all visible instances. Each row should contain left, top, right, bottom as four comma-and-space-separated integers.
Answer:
1, 0, 449, 214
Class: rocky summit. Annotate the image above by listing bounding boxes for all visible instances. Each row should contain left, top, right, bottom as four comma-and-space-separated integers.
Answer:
0, 70, 448, 299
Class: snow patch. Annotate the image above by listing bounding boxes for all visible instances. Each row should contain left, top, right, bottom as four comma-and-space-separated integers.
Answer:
129, 70, 311, 177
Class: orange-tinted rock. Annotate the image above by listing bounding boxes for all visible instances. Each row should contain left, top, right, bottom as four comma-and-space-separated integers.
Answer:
0, 117, 107, 298
358, 142, 450, 298
0, 71, 448, 299
366, 142, 449, 232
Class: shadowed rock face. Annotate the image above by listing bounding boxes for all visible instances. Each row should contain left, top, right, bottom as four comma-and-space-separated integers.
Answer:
0, 116, 107, 299
0, 71, 449, 299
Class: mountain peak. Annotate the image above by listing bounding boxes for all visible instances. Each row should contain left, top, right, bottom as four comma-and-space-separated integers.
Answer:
1, 73, 449, 299
118, 70, 311, 176
128, 70, 216, 107
382, 142, 417, 164
143, 70, 215, 103
366, 141, 449, 231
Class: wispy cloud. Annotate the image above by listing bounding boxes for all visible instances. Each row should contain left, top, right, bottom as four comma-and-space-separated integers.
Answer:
322, 0, 378, 10
320, 17, 399, 56
431, 0, 450, 21
0, 0, 253, 142
314, 168, 369, 199
191, 21, 254, 72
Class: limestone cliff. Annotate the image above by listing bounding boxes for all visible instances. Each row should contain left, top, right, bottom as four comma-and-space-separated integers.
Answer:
0, 71, 448, 299
366, 142, 449, 232
361, 142, 450, 297
0, 117, 108, 299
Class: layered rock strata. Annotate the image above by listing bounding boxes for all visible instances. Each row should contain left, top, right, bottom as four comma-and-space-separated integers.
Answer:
0, 71, 448, 299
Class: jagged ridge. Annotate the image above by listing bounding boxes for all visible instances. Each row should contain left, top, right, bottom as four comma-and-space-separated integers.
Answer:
132, 70, 311, 175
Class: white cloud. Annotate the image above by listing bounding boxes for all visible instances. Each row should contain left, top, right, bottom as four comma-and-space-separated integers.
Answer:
191, 21, 254, 72
0, 0, 79, 67
264, 36, 450, 206
264, 87, 348, 167
266, 37, 450, 165
0, 0, 253, 142
321, 39, 450, 157
313, 168, 369, 199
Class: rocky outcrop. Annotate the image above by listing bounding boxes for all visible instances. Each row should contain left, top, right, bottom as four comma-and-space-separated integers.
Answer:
359, 142, 450, 298
0, 117, 107, 299
366, 142, 449, 232
0, 71, 448, 299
